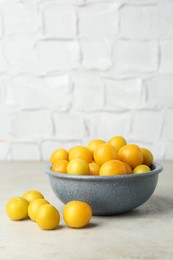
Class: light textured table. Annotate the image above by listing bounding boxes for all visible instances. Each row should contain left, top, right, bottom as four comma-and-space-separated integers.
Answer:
0, 161, 173, 260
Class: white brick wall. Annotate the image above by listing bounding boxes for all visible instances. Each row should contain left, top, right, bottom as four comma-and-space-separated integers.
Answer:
4, 36, 37, 74
163, 109, 173, 141
42, 4, 76, 39
78, 3, 119, 38
72, 72, 104, 112
5, 74, 72, 110
130, 110, 163, 143
159, 41, 173, 73
145, 75, 173, 108
11, 142, 40, 161
113, 40, 158, 72
11, 110, 53, 140
0, 10, 2, 38
37, 40, 80, 73
2, 2, 39, 36
104, 78, 143, 110
120, 5, 159, 40
0, 0, 173, 161
0, 42, 7, 73
52, 112, 87, 139
81, 39, 111, 70
158, 3, 173, 39
87, 112, 131, 140
0, 110, 10, 139
120, 4, 173, 40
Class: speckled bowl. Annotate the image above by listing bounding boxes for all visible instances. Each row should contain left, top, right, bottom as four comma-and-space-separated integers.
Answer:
45, 162, 163, 216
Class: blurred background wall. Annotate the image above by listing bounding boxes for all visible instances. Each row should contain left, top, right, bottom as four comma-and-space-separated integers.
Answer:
0, 0, 173, 161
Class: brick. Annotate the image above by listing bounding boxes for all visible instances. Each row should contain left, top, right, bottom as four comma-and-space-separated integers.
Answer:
6, 74, 71, 111
4, 37, 37, 74
145, 75, 173, 108
120, 5, 158, 40
52, 112, 87, 139
12, 110, 53, 140
131, 110, 162, 142
120, 4, 173, 40
37, 40, 80, 73
85, 0, 119, 3
42, 4, 76, 38
0, 11, 2, 38
162, 109, 173, 141
0, 82, 6, 110
149, 143, 165, 160
113, 40, 158, 73
0, 41, 7, 73
81, 39, 111, 70
165, 142, 173, 160
72, 73, 104, 111
86, 112, 131, 140
0, 79, 4, 106
2, 2, 39, 35
158, 3, 173, 39
0, 111, 10, 139
11, 143, 40, 160
39, 0, 84, 4
0, 142, 10, 160
78, 3, 119, 38
41, 140, 81, 161
104, 78, 143, 110
159, 41, 173, 73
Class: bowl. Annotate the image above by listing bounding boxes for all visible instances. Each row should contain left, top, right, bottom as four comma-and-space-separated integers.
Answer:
45, 162, 163, 216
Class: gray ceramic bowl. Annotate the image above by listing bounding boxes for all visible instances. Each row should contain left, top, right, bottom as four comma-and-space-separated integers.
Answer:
45, 162, 163, 216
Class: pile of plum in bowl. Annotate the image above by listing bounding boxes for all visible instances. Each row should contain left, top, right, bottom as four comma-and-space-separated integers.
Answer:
45, 136, 163, 216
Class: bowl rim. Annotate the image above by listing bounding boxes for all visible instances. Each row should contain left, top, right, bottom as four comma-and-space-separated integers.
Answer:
45, 162, 163, 182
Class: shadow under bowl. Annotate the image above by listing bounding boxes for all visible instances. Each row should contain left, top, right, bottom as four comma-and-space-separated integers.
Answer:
45, 162, 163, 216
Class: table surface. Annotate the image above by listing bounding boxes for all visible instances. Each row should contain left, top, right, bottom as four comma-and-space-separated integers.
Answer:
0, 161, 173, 260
